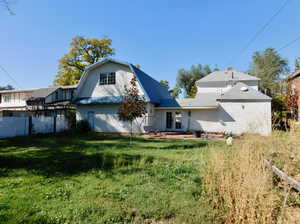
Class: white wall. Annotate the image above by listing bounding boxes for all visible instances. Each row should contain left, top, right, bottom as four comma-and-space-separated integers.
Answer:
0, 92, 30, 109
0, 116, 69, 138
77, 62, 145, 99
76, 103, 153, 133
153, 101, 271, 135
218, 101, 271, 135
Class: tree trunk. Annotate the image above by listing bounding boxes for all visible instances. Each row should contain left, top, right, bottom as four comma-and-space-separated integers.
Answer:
130, 120, 133, 145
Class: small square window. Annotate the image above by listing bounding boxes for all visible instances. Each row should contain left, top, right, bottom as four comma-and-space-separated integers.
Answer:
99, 72, 116, 85
99, 73, 108, 85
107, 72, 116, 84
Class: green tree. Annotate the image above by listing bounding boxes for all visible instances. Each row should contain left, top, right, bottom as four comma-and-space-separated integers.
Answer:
0, 84, 13, 90
249, 48, 289, 96
118, 76, 146, 143
159, 80, 170, 89
169, 86, 181, 98
295, 58, 300, 71
160, 80, 182, 98
54, 36, 114, 86
176, 64, 212, 97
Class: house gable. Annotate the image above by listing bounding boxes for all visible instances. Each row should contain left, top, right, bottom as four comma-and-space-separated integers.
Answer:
75, 59, 171, 104
76, 60, 145, 100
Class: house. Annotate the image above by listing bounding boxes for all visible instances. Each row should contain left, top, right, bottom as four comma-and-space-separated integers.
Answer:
74, 59, 272, 135
0, 85, 76, 116
287, 69, 300, 120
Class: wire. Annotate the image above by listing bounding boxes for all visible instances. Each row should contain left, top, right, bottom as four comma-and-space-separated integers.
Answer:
278, 34, 300, 52
0, 64, 22, 89
228, 0, 291, 66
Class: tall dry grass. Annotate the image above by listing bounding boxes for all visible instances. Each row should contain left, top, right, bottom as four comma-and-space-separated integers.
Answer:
203, 126, 300, 224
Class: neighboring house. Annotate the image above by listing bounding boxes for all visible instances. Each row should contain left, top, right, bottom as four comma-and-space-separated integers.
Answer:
0, 85, 76, 116
74, 59, 272, 135
287, 69, 300, 120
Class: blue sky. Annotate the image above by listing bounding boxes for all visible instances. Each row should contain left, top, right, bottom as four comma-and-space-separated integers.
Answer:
0, 0, 299, 89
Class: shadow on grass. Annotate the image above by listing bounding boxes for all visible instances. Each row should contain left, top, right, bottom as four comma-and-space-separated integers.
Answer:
0, 134, 208, 177
0, 149, 155, 177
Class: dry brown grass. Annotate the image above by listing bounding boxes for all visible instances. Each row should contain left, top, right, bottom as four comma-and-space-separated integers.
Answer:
202, 126, 300, 224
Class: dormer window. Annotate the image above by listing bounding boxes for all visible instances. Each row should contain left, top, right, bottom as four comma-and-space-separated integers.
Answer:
99, 72, 116, 85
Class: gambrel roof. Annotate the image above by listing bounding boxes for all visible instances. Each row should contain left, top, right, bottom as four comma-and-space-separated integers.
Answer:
74, 58, 171, 104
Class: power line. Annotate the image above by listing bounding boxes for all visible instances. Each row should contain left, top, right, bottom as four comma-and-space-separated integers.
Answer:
278, 34, 300, 52
227, 0, 291, 67
0, 64, 22, 89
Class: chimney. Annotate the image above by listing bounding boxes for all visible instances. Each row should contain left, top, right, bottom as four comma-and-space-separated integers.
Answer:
226, 67, 233, 72
226, 67, 234, 79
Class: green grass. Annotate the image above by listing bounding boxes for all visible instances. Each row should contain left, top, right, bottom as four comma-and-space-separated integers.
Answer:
0, 134, 223, 224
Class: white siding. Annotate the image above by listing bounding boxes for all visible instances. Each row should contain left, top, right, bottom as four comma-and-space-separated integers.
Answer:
153, 101, 271, 136
77, 62, 145, 98
218, 101, 271, 135
76, 103, 154, 133
0, 92, 30, 109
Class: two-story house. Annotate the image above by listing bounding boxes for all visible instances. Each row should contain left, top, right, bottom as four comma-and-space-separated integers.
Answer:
0, 85, 76, 116
74, 59, 272, 135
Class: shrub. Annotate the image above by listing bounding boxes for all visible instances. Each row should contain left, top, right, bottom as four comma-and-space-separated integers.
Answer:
224, 131, 235, 138
76, 120, 91, 133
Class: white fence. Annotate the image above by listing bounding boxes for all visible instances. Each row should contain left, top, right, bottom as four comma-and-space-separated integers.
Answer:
0, 116, 68, 138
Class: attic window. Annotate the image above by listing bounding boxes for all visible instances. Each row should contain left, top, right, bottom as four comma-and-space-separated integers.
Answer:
99, 72, 116, 85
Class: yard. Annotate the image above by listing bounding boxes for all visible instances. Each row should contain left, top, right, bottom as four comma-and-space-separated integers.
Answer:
0, 134, 222, 224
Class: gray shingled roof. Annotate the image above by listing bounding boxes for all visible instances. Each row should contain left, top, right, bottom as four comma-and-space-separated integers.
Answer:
27, 87, 58, 99
217, 82, 271, 101
158, 93, 219, 108
196, 70, 260, 83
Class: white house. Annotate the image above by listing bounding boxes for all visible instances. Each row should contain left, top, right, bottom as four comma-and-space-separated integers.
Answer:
0, 86, 76, 116
74, 59, 272, 135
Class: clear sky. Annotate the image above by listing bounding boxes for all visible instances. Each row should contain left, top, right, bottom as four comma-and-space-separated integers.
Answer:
0, 0, 300, 89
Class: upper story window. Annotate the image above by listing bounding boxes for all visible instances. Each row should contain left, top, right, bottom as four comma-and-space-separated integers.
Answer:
55, 91, 59, 100
4, 95, 11, 103
99, 72, 116, 85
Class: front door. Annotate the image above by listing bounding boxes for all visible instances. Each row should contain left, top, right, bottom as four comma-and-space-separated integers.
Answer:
165, 111, 183, 131
87, 111, 95, 131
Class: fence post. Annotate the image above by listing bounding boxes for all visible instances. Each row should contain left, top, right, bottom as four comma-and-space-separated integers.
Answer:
28, 116, 32, 135
53, 115, 57, 133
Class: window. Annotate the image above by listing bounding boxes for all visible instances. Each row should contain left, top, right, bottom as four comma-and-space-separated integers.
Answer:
4, 95, 11, 103
99, 72, 116, 85
55, 91, 59, 100
99, 73, 108, 85
175, 112, 182, 129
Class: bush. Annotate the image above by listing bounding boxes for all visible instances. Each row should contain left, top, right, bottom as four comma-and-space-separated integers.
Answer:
76, 120, 91, 133
224, 131, 235, 138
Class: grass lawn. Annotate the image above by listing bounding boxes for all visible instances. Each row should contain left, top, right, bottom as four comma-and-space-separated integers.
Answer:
0, 134, 224, 224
